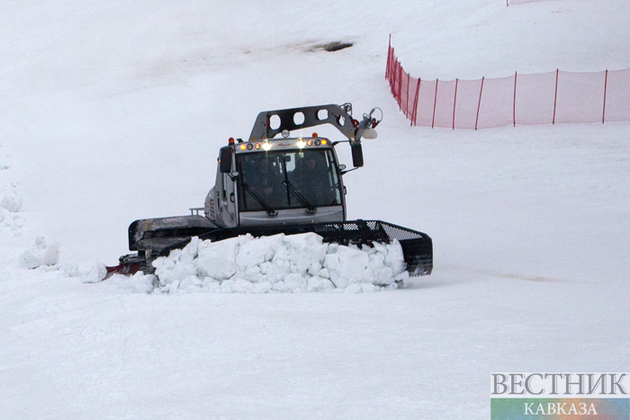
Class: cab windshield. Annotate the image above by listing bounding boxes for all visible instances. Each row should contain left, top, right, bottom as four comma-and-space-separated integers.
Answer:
236, 149, 342, 212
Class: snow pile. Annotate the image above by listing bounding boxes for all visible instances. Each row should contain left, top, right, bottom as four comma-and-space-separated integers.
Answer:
80, 262, 108, 284
1, 184, 22, 213
1, 144, 62, 270
0, 147, 23, 237
0, 187, 23, 235
19, 235, 61, 269
146, 232, 408, 293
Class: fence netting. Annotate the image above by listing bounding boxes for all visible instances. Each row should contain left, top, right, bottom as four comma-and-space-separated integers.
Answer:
386, 41, 630, 129
507, 0, 567, 5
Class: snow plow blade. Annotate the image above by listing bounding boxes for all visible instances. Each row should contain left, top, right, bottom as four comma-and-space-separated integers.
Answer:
109, 218, 432, 278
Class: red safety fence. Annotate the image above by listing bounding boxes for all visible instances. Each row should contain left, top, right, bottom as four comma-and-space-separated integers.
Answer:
386, 40, 630, 129
507, 0, 569, 5
508, 0, 551, 5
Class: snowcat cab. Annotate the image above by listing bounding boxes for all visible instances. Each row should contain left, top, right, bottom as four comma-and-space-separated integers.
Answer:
109, 104, 432, 278
205, 103, 373, 229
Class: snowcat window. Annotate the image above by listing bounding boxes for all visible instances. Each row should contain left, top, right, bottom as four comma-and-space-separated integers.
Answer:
236, 149, 341, 212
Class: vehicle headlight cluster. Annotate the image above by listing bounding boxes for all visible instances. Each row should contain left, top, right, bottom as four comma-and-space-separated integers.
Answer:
239, 138, 327, 151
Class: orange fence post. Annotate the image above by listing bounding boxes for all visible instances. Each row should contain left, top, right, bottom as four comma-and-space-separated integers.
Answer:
602, 69, 609, 124
412, 78, 421, 126
398, 61, 403, 110
475, 77, 485, 130
553, 69, 559, 125
432, 79, 439, 129
392, 56, 399, 97
513, 71, 518, 127
402, 71, 407, 115
386, 35, 392, 80
453, 78, 459, 130
405, 69, 411, 118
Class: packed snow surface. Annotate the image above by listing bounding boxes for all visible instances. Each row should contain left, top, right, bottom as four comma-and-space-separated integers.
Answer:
1, 0, 630, 419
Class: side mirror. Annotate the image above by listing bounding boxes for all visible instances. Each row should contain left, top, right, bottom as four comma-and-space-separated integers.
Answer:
228, 171, 239, 180
351, 143, 364, 168
219, 147, 232, 173
338, 164, 347, 171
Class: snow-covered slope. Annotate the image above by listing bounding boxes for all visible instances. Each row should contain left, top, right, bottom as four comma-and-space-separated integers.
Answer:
1, 0, 629, 418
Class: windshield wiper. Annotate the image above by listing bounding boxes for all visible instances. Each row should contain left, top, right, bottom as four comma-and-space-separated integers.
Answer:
242, 183, 277, 217
282, 180, 317, 214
